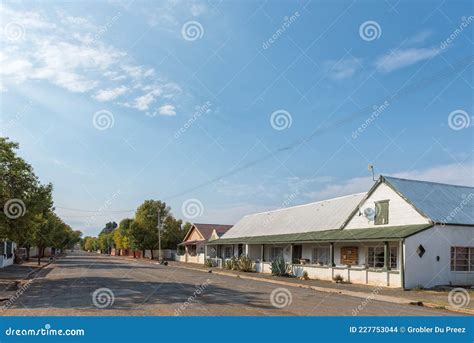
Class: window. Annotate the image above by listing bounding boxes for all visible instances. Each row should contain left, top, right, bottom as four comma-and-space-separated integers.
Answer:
375, 200, 389, 225
270, 247, 284, 261
224, 247, 233, 259
451, 247, 474, 272
367, 246, 398, 269
187, 245, 197, 256
6, 241, 12, 258
312, 246, 329, 265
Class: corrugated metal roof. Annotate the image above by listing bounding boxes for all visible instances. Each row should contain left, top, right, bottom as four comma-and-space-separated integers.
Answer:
384, 176, 474, 225
220, 193, 365, 239
211, 224, 432, 244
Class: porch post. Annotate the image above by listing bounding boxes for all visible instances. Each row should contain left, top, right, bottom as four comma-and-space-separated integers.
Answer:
204, 245, 208, 259
383, 241, 390, 271
290, 244, 293, 264
261, 244, 264, 262
245, 244, 249, 256
329, 242, 335, 267
185, 245, 188, 263
400, 239, 405, 289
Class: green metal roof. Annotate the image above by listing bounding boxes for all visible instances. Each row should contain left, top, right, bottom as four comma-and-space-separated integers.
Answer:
208, 224, 432, 245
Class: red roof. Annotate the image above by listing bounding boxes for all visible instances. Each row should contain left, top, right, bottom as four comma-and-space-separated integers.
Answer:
192, 223, 233, 241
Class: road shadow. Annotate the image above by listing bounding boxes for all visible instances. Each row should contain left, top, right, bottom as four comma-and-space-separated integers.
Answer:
3, 276, 274, 313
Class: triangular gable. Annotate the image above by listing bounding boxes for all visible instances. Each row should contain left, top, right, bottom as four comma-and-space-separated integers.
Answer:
182, 224, 205, 242
341, 176, 431, 230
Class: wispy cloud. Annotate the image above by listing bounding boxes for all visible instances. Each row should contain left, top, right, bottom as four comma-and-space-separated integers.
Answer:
326, 58, 361, 80
375, 47, 441, 73
93, 86, 128, 101
0, 4, 182, 113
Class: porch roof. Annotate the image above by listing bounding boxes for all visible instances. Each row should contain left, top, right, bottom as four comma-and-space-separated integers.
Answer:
208, 224, 432, 245
178, 240, 202, 246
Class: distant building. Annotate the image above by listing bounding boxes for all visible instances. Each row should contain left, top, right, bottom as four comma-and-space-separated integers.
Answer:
177, 223, 232, 264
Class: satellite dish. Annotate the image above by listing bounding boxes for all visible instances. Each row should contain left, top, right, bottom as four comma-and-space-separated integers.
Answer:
360, 201, 377, 221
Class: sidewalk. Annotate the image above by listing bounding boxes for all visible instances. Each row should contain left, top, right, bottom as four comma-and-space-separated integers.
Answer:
0, 257, 57, 300
165, 260, 474, 315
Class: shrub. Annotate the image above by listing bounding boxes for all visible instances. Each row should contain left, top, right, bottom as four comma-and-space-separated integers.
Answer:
333, 274, 344, 283
238, 255, 254, 272
270, 257, 290, 276
224, 259, 232, 270
205, 258, 215, 267
301, 271, 309, 280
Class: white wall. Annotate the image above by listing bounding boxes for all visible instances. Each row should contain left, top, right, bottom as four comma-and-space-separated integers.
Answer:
405, 225, 474, 288
345, 183, 430, 229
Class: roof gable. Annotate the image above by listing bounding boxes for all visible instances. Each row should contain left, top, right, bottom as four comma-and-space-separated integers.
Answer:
183, 223, 233, 242
383, 176, 474, 225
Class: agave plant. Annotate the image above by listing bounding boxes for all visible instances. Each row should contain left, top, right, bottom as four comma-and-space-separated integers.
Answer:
270, 257, 289, 276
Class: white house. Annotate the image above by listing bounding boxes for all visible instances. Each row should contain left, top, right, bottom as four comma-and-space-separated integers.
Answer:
207, 176, 474, 289
0, 240, 16, 268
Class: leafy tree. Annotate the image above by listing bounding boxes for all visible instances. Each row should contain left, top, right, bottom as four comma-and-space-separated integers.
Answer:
99, 221, 118, 235
161, 216, 187, 249
133, 200, 172, 259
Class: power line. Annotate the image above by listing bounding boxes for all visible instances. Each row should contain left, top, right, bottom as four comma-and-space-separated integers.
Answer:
55, 55, 473, 214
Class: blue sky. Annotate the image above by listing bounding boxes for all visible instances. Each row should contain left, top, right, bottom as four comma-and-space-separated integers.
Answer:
1, 0, 473, 236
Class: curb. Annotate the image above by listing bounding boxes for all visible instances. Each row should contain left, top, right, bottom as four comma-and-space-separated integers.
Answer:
169, 263, 474, 315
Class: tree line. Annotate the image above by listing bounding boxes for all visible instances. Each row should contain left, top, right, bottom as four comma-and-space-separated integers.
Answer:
81, 200, 190, 259
1, 137, 82, 264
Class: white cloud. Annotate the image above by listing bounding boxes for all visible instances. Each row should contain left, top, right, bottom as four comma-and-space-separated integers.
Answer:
375, 47, 441, 73
157, 104, 176, 116
326, 58, 361, 80
93, 86, 128, 101
0, 5, 181, 111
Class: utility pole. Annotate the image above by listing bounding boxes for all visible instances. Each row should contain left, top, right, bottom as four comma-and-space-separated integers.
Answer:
157, 210, 162, 262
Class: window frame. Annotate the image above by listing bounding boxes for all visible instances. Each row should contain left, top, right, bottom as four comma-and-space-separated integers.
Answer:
312, 246, 330, 265
374, 200, 389, 225
451, 246, 474, 272
270, 247, 284, 261
366, 245, 398, 270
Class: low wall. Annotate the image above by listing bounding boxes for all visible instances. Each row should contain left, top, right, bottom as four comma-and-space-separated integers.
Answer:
250, 262, 401, 287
